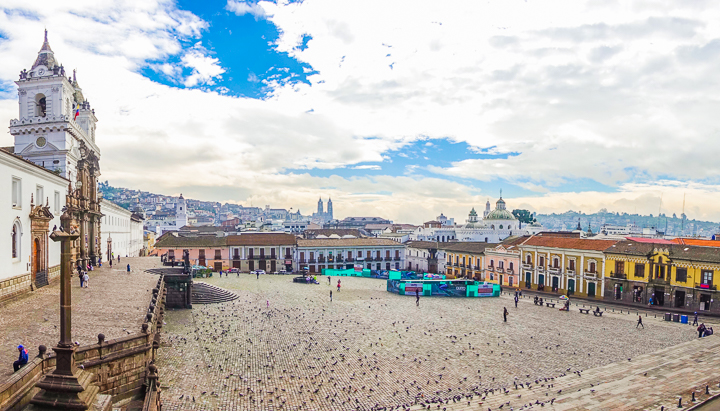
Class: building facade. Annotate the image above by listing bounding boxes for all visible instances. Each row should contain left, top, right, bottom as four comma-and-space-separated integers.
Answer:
100, 199, 144, 259
518, 234, 616, 298
484, 240, 524, 288
442, 242, 495, 280
405, 241, 444, 273
226, 233, 296, 273
603, 239, 720, 313
297, 238, 405, 273
0, 149, 67, 302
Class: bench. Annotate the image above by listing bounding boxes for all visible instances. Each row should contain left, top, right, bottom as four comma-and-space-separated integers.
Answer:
593, 311, 603, 317
546, 303, 556, 308
579, 308, 590, 314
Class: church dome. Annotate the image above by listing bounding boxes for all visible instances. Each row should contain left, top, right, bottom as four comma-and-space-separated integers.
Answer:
485, 208, 516, 220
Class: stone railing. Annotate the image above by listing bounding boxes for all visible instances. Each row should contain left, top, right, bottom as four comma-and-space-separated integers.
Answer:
0, 276, 166, 411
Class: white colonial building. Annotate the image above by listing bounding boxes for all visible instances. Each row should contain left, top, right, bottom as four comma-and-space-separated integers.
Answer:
410, 197, 540, 244
296, 238, 406, 273
100, 199, 144, 259
0, 149, 67, 302
0, 31, 142, 302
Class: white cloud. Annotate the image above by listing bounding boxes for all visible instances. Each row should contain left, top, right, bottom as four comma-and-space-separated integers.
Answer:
226, 0, 267, 19
352, 165, 381, 170
1, 0, 720, 223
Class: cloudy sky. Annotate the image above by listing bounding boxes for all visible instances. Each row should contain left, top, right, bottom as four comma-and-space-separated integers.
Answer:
1, 0, 719, 223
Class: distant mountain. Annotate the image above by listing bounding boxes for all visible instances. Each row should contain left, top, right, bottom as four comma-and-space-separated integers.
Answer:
535, 210, 719, 238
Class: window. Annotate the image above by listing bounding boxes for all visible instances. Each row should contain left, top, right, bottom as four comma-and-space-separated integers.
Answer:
589, 262, 596, 273
702, 270, 713, 285
12, 177, 21, 208
553, 258, 559, 268
214, 249, 222, 259
499, 261, 504, 269
509, 262, 514, 271
11, 224, 18, 258
539, 256, 544, 267
569, 260, 575, 271
676, 268, 687, 283
634, 264, 645, 278
526, 255, 531, 264
36, 185, 43, 206
615, 261, 625, 275
35, 94, 46, 117
54, 191, 60, 214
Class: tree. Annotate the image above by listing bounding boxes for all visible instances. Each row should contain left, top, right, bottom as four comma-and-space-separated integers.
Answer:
512, 209, 534, 224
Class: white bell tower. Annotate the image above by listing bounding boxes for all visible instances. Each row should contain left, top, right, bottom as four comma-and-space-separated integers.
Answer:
9, 30, 100, 178
176, 194, 188, 228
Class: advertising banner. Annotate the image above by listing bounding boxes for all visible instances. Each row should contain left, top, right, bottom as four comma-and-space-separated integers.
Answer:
354, 264, 363, 272
404, 283, 424, 295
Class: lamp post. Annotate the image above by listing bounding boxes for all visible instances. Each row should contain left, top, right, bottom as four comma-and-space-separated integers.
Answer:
30, 210, 95, 410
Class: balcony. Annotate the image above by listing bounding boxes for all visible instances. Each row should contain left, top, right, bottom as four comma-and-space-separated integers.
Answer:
453, 262, 459, 267
347, 257, 355, 262
505, 268, 514, 275
318, 257, 326, 263
537, 266, 545, 273
460, 264, 465, 268
548, 267, 560, 275
250, 255, 259, 260
474, 265, 482, 270
609, 271, 627, 280
522, 263, 533, 270
259, 255, 267, 260
394, 257, 401, 261
299, 260, 307, 264
284, 255, 292, 259
566, 269, 575, 277
696, 283, 717, 291
584, 270, 597, 278
232, 254, 241, 260
487, 265, 495, 272
308, 259, 317, 263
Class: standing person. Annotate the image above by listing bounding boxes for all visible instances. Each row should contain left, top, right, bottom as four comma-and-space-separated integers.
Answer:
337, 279, 341, 292
514, 293, 519, 308
256, 271, 260, 280
126, 264, 131, 274
266, 300, 269, 309
118, 255, 121, 264
79, 271, 84, 288
330, 290, 333, 302
503, 307, 508, 322
693, 312, 699, 326
328, 276, 331, 285
13, 345, 28, 372
636, 314, 643, 328
83, 272, 89, 288
109, 257, 112, 268
415, 289, 420, 307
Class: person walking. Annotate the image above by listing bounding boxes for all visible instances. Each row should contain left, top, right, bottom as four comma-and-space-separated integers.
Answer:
693, 312, 698, 326
266, 300, 269, 309
514, 293, 519, 308
636, 314, 643, 328
328, 276, 331, 285
337, 279, 341, 292
330, 290, 333, 302
126, 264, 131, 273
503, 307, 508, 322
256, 271, 260, 280
118, 255, 121, 264
109, 258, 113, 268
415, 289, 420, 307
83, 272, 89, 288
79, 271, 84, 288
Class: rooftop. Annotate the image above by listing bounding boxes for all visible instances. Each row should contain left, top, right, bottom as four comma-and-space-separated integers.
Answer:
297, 238, 405, 247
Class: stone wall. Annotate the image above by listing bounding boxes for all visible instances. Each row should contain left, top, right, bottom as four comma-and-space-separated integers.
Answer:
164, 273, 192, 309
0, 273, 32, 306
0, 276, 166, 411
47, 265, 60, 284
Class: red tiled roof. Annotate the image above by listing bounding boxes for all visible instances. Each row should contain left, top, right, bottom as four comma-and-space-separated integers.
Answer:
670, 238, 720, 248
522, 235, 618, 251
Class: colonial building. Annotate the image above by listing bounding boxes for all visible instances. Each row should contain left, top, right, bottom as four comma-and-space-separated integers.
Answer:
0, 148, 66, 303
442, 242, 496, 280
405, 241, 444, 273
518, 234, 617, 298
296, 238, 405, 273
603, 239, 720, 313
100, 199, 144, 259
226, 233, 296, 273
484, 237, 525, 288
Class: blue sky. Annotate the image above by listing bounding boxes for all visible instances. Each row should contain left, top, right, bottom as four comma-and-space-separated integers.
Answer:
1, 1, 720, 221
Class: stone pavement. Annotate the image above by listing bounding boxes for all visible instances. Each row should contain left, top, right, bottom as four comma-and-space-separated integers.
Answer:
156, 274, 698, 410
0, 256, 162, 379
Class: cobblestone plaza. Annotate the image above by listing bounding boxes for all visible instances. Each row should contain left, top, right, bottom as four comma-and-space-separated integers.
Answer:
157, 274, 698, 410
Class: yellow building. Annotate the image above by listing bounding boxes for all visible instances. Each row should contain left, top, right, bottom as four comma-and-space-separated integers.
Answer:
517, 234, 617, 298
604, 240, 720, 312
441, 242, 491, 281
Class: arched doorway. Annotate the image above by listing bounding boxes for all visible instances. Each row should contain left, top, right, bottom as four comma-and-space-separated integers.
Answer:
33, 238, 40, 283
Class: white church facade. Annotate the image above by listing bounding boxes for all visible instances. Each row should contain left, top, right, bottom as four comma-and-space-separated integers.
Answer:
0, 31, 142, 303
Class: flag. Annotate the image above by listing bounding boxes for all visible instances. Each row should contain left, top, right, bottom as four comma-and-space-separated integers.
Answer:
74, 103, 80, 120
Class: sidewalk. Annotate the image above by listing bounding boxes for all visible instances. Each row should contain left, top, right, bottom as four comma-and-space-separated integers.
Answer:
0, 257, 162, 379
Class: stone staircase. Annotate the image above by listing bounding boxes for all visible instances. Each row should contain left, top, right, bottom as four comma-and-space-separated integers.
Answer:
191, 282, 238, 305
410, 337, 720, 411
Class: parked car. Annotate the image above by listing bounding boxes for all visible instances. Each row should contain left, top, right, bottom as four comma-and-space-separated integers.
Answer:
253, 270, 266, 275
278, 270, 287, 275
229, 268, 239, 274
